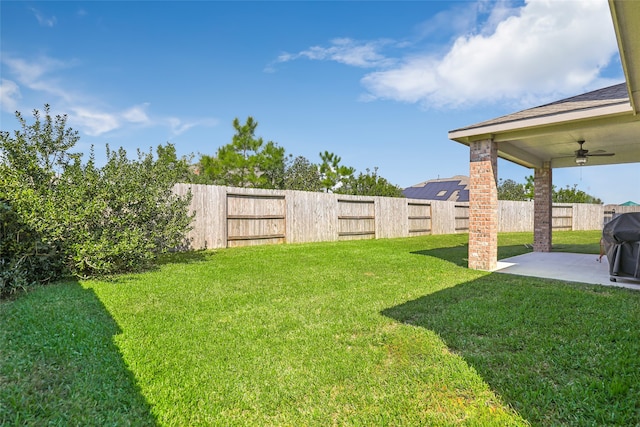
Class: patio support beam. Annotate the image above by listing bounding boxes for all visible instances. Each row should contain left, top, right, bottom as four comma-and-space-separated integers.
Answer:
533, 162, 552, 252
468, 138, 498, 271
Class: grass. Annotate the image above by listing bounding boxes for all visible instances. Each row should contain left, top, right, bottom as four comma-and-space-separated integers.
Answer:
0, 281, 156, 426
1, 231, 639, 426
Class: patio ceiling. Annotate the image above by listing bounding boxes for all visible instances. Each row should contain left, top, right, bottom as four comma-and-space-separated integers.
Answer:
449, 0, 640, 170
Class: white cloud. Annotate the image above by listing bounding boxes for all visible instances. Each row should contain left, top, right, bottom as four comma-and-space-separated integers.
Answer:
70, 107, 121, 136
412, 1, 517, 42
167, 117, 218, 136
70, 104, 158, 136
272, 0, 619, 108
1, 54, 218, 137
274, 38, 397, 69
168, 117, 192, 135
0, 79, 21, 112
362, 0, 619, 108
2, 55, 76, 102
70, 107, 218, 137
122, 103, 151, 124
3, 55, 64, 84
30, 7, 57, 27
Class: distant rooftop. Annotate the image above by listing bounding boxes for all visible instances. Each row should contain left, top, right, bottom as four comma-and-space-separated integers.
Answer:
403, 175, 469, 202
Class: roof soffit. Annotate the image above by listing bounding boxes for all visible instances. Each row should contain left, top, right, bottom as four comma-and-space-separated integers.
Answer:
610, 0, 640, 114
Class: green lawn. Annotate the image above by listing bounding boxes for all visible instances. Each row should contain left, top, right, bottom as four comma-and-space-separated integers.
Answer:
2, 231, 639, 426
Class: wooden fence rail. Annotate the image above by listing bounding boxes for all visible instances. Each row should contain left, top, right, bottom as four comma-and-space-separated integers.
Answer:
173, 184, 640, 250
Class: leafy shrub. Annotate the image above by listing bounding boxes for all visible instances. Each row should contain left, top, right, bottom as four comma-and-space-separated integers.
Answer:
57, 145, 194, 276
0, 200, 63, 297
0, 105, 193, 292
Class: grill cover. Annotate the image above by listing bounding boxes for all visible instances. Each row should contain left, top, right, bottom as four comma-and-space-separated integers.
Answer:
602, 212, 640, 279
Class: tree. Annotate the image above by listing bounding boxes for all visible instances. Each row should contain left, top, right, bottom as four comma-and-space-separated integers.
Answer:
497, 178, 529, 201
260, 143, 289, 189
56, 144, 194, 276
197, 117, 286, 188
0, 105, 80, 190
155, 143, 197, 183
0, 105, 193, 293
497, 175, 601, 204
524, 175, 535, 200
283, 155, 322, 191
1, 105, 78, 294
342, 167, 404, 197
318, 151, 355, 193
554, 184, 602, 204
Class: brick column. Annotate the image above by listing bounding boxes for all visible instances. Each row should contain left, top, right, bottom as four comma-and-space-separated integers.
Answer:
468, 139, 498, 270
533, 162, 552, 252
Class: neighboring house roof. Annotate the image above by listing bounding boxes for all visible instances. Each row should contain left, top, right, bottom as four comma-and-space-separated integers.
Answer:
620, 201, 639, 206
403, 175, 469, 202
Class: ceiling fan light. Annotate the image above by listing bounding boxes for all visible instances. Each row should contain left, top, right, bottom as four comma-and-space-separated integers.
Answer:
575, 156, 588, 165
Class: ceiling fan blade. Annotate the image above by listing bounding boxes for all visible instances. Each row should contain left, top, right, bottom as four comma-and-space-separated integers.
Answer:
587, 152, 615, 157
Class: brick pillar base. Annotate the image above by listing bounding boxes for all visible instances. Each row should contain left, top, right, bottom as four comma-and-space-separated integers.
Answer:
468, 139, 498, 270
533, 162, 552, 252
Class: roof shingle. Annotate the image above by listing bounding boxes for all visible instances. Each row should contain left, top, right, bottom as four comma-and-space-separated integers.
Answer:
452, 83, 629, 133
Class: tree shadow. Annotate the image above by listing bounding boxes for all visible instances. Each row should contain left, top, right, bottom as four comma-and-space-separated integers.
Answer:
0, 281, 158, 425
94, 250, 216, 283
156, 249, 216, 266
381, 275, 640, 426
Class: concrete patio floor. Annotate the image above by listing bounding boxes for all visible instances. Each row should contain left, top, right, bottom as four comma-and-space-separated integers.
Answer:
495, 252, 640, 291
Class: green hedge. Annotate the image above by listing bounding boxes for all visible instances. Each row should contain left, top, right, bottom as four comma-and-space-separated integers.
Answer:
0, 105, 193, 297
0, 200, 64, 297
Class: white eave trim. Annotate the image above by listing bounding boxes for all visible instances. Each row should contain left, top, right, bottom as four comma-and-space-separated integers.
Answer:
449, 102, 633, 142
609, 0, 639, 114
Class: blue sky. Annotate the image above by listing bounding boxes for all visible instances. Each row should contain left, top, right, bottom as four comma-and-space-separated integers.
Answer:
2, 0, 638, 204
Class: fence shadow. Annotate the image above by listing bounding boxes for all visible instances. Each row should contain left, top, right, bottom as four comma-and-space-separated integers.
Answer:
0, 281, 158, 426
381, 274, 640, 426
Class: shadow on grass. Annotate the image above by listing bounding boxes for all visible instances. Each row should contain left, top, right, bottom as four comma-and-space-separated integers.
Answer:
410, 244, 468, 267
411, 244, 533, 267
0, 281, 157, 426
381, 274, 640, 426
157, 249, 216, 266
95, 250, 216, 284
551, 242, 601, 254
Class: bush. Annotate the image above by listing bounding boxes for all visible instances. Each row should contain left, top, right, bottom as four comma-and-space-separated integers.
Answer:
57, 145, 194, 276
0, 105, 194, 292
0, 200, 63, 297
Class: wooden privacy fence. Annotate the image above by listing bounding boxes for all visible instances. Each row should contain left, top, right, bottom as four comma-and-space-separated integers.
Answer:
173, 184, 637, 250
226, 193, 286, 247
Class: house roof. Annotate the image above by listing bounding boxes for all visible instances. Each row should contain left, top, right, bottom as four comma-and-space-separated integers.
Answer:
452, 83, 629, 134
403, 175, 470, 202
448, 0, 640, 170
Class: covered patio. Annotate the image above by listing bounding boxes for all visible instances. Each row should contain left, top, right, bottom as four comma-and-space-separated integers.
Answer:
495, 251, 640, 291
449, 0, 640, 274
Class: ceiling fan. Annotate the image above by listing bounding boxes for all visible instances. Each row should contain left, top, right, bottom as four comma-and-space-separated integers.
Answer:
571, 140, 615, 165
